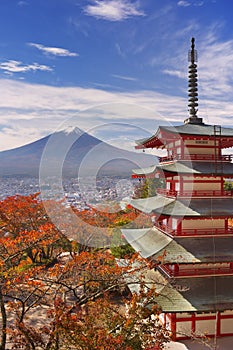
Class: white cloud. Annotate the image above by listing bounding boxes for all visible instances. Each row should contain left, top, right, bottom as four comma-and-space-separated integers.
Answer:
0, 60, 52, 74
112, 74, 138, 81
177, 0, 191, 6
84, 0, 144, 21
177, 0, 204, 6
28, 43, 78, 57
0, 79, 180, 151
0, 77, 233, 152
163, 69, 186, 79
197, 39, 233, 99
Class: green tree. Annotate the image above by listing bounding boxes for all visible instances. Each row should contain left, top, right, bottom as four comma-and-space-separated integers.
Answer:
134, 178, 165, 199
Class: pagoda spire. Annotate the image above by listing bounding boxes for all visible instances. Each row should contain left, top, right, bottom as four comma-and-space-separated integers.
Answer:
184, 37, 203, 124
188, 37, 198, 118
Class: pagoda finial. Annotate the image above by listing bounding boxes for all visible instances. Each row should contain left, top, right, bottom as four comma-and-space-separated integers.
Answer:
184, 37, 203, 124
188, 37, 198, 118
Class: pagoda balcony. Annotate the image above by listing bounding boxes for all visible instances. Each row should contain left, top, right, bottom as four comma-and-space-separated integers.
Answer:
159, 265, 233, 278
154, 223, 233, 237
157, 188, 233, 198
159, 154, 233, 162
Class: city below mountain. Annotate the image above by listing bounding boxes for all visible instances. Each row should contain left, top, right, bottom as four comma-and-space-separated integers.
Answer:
0, 127, 155, 177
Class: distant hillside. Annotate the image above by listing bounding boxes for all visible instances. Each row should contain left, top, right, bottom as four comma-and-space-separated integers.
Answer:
0, 127, 156, 177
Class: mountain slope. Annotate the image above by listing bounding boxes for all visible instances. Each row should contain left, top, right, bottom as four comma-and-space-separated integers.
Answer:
0, 127, 156, 177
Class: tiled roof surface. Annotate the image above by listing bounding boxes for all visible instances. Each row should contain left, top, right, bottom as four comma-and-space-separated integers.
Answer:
160, 124, 233, 136
159, 161, 233, 175
156, 198, 233, 217
122, 227, 233, 262
121, 227, 172, 259
154, 274, 233, 312
128, 196, 233, 217
128, 195, 175, 214
127, 269, 233, 312
132, 161, 233, 176
135, 123, 233, 149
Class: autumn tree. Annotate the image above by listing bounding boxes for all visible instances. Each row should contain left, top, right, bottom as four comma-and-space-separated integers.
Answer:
0, 194, 67, 350
0, 194, 171, 349
0, 194, 214, 349
7, 251, 171, 350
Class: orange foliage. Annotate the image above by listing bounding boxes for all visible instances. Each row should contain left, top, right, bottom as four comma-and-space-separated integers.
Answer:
0, 194, 170, 350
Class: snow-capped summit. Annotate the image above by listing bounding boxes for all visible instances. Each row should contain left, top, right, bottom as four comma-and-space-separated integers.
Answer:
58, 126, 84, 136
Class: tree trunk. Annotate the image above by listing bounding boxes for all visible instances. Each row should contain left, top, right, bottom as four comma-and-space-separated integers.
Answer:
0, 287, 7, 350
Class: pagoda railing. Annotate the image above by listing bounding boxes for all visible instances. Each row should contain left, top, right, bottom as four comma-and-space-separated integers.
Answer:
159, 154, 233, 162
157, 188, 233, 198
160, 265, 233, 278
154, 223, 233, 236
178, 227, 233, 236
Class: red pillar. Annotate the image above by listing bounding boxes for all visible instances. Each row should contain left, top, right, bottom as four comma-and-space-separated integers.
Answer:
173, 264, 179, 277
221, 177, 224, 192
170, 313, 177, 340
164, 312, 167, 327
191, 313, 196, 334
216, 311, 221, 337
180, 175, 183, 194
177, 220, 182, 235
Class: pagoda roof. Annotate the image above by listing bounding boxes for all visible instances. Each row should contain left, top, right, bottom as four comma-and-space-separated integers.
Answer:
136, 123, 233, 149
161, 123, 233, 137
132, 161, 233, 177
155, 273, 233, 313
132, 164, 158, 177
127, 195, 174, 214
121, 227, 172, 259
127, 269, 233, 312
122, 227, 233, 262
161, 160, 233, 175
132, 162, 196, 177
128, 196, 233, 217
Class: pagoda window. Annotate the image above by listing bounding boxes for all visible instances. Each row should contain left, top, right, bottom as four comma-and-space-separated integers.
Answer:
221, 318, 233, 335
167, 148, 173, 157
181, 218, 225, 234
182, 218, 225, 228
182, 177, 222, 192
192, 182, 221, 191
172, 218, 178, 229
198, 176, 221, 181
184, 139, 216, 147
184, 146, 215, 155
168, 217, 178, 230
182, 181, 194, 191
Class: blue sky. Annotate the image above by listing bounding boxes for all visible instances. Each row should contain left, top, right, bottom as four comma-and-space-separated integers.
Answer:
0, 0, 233, 152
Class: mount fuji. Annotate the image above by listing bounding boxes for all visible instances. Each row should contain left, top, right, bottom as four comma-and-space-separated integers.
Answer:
0, 127, 155, 177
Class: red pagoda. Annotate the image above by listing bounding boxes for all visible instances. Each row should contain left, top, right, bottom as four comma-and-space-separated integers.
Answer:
122, 38, 233, 340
